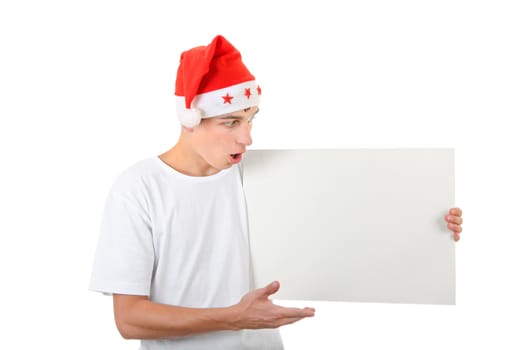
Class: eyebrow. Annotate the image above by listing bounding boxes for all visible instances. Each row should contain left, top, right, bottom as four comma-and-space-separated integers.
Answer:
219, 108, 260, 120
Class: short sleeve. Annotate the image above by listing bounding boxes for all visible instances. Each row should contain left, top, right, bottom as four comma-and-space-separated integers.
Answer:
89, 186, 154, 296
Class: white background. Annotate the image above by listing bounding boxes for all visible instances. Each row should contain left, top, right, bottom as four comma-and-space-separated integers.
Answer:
0, 1, 523, 349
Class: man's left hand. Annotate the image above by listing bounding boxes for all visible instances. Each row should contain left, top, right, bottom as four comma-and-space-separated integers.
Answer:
445, 207, 463, 241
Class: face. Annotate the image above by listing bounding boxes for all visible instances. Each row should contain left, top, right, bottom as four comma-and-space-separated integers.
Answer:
189, 106, 258, 174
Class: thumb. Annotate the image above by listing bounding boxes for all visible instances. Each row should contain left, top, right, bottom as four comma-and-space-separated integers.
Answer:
261, 280, 280, 298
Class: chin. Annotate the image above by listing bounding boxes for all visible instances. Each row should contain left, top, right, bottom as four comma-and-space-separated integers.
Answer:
207, 161, 232, 174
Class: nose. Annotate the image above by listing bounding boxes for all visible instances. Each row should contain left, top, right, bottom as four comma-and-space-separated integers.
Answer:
237, 122, 253, 146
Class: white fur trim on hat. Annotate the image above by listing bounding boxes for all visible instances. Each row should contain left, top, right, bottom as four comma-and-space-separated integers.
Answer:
176, 80, 261, 125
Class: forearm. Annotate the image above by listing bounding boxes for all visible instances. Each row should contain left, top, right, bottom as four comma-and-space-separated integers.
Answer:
113, 282, 315, 340
114, 296, 241, 340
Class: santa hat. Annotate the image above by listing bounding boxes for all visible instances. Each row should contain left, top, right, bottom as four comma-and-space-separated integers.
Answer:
175, 35, 261, 127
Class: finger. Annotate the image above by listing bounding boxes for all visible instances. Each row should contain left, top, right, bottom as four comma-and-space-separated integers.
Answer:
448, 223, 462, 234
276, 305, 316, 318
271, 309, 316, 327
449, 207, 462, 217
454, 232, 461, 241
445, 215, 463, 225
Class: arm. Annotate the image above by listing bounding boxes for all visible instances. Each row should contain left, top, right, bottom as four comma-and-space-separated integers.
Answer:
113, 281, 315, 340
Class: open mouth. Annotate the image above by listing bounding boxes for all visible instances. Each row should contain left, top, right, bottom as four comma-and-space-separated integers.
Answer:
229, 153, 243, 163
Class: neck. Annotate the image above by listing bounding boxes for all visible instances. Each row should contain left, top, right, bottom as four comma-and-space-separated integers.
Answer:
159, 140, 220, 177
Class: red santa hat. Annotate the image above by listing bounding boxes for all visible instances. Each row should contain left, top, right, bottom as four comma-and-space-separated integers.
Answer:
174, 35, 261, 127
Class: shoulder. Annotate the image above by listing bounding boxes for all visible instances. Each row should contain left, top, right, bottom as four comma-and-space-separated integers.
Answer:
109, 157, 163, 197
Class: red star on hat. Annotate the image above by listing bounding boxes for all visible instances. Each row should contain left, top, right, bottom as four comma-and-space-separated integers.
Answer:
222, 93, 233, 104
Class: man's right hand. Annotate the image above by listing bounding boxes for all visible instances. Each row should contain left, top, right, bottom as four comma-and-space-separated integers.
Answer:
231, 281, 316, 329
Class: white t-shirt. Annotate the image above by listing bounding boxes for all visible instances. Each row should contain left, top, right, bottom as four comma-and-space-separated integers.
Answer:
89, 157, 283, 350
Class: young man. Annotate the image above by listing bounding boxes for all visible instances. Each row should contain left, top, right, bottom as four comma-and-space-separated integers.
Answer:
89, 35, 464, 349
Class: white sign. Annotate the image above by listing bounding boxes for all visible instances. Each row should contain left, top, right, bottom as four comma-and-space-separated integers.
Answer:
242, 149, 455, 305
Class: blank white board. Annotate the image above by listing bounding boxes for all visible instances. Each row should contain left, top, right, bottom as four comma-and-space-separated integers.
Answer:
242, 149, 455, 305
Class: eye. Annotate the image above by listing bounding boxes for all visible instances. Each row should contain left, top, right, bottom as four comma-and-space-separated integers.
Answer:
224, 120, 239, 127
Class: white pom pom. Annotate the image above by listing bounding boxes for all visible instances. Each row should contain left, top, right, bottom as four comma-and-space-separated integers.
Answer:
178, 108, 202, 128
